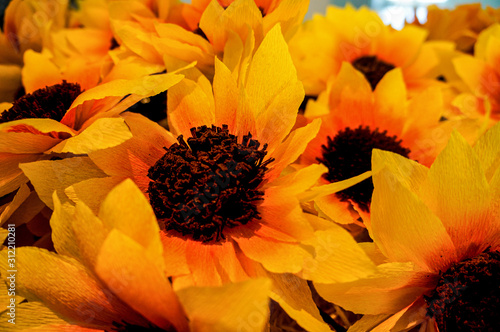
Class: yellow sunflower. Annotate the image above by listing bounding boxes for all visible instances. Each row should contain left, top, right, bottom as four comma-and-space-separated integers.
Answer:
0, 72, 184, 248
313, 122, 500, 331
453, 23, 500, 124
0, 0, 70, 102
27, 25, 377, 331
108, 0, 308, 78
416, 3, 500, 54
299, 61, 452, 226
289, 4, 445, 98
0, 179, 273, 331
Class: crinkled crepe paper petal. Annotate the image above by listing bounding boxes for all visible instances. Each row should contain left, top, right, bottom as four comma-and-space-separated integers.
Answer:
20, 157, 108, 209
176, 278, 271, 332
0, 153, 40, 197
233, 231, 310, 274
1, 186, 45, 228
69, 71, 187, 111
95, 229, 188, 332
167, 76, 215, 137
0, 301, 98, 331
213, 57, 239, 131
49, 117, 133, 154
245, 24, 302, 154
472, 121, 500, 181
51, 192, 81, 260
0, 247, 147, 329
418, 131, 493, 260
314, 194, 362, 225
22, 50, 63, 94
267, 272, 332, 332
297, 171, 372, 203
266, 119, 321, 181
347, 298, 427, 332
371, 166, 457, 272
199, 0, 263, 53
97, 179, 164, 271
299, 215, 377, 283
263, 0, 308, 40
66, 176, 127, 214
314, 262, 437, 315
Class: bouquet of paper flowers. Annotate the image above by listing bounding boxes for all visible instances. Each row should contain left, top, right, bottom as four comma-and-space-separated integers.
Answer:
0, 0, 499, 331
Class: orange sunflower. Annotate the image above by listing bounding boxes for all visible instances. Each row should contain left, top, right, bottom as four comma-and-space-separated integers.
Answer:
0, 72, 184, 247
289, 4, 446, 98
313, 122, 500, 331
0, 179, 273, 331
453, 23, 500, 124
32, 26, 377, 331
299, 61, 455, 226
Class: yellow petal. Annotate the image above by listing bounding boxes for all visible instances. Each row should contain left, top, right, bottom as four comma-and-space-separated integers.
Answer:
213, 57, 239, 131
0, 153, 39, 197
298, 171, 372, 203
419, 131, 493, 259
267, 272, 332, 332
95, 229, 188, 332
372, 167, 457, 272
300, 216, 377, 283
176, 278, 271, 332
49, 117, 132, 154
266, 119, 321, 181
314, 262, 436, 315
0, 247, 146, 329
245, 25, 302, 150
70, 72, 185, 110
50, 192, 80, 260
167, 77, 215, 136
98, 179, 164, 268
373, 68, 407, 129
22, 50, 62, 94
65, 176, 126, 213
472, 121, 500, 181
19, 157, 108, 209
371, 149, 428, 194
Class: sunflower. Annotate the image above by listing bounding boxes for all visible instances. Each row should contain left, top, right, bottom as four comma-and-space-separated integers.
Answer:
31, 25, 377, 331
0, 72, 184, 248
416, 3, 500, 54
288, 4, 446, 99
313, 122, 500, 331
0, 179, 273, 331
108, 0, 308, 79
299, 61, 452, 226
0, 0, 70, 102
453, 23, 500, 125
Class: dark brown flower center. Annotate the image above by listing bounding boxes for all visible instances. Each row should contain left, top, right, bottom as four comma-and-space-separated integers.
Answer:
352, 55, 395, 90
0, 81, 81, 124
147, 125, 272, 242
111, 321, 171, 331
425, 251, 500, 332
317, 125, 410, 212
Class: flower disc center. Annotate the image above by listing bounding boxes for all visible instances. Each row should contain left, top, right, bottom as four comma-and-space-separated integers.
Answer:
425, 251, 500, 331
317, 125, 410, 212
147, 125, 272, 242
0, 81, 82, 124
352, 55, 395, 90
